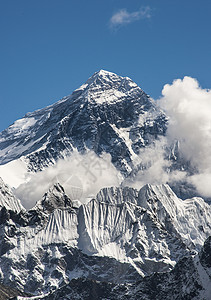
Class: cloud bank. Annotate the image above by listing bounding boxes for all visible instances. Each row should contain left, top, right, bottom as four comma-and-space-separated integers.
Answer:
15, 151, 122, 209
109, 7, 151, 28
123, 137, 187, 190
124, 76, 211, 198
159, 76, 211, 197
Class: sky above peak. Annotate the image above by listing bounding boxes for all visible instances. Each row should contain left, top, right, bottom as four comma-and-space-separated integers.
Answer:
0, 0, 211, 131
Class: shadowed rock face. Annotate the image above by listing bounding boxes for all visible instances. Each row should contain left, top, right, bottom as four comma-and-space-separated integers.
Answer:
35, 183, 73, 214
40, 237, 211, 300
0, 70, 167, 175
0, 283, 29, 300
199, 236, 211, 276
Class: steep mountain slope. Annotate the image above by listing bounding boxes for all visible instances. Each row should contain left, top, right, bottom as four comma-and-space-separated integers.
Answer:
0, 283, 29, 300
39, 236, 211, 300
0, 179, 210, 295
0, 178, 24, 213
138, 184, 211, 250
0, 70, 167, 177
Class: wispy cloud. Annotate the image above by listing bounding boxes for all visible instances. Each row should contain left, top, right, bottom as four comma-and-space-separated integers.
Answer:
109, 7, 151, 29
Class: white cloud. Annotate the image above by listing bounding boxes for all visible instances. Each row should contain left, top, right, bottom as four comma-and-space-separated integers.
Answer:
189, 173, 211, 198
124, 76, 211, 198
159, 76, 211, 197
123, 137, 187, 190
15, 151, 122, 209
109, 7, 151, 28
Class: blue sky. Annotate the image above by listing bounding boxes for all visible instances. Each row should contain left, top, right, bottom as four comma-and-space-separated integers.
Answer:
0, 0, 211, 131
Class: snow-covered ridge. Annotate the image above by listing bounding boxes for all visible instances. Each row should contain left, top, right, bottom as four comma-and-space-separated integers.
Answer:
0, 178, 210, 294
0, 177, 25, 213
138, 184, 211, 250
95, 186, 138, 205
35, 236, 211, 300
77, 70, 138, 92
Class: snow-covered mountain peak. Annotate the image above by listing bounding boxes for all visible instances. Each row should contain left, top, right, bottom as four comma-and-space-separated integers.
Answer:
138, 184, 211, 250
74, 69, 141, 104
138, 183, 180, 209
0, 70, 167, 176
96, 186, 138, 205
138, 183, 210, 220
137, 183, 181, 222
0, 177, 25, 213
34, 183, 73, 213
90, 69, 116, 79
86, 69, 134, 86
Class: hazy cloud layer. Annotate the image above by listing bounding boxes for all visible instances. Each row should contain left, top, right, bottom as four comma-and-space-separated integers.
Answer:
123, 137, 187, 190
109, 7, 151, 28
